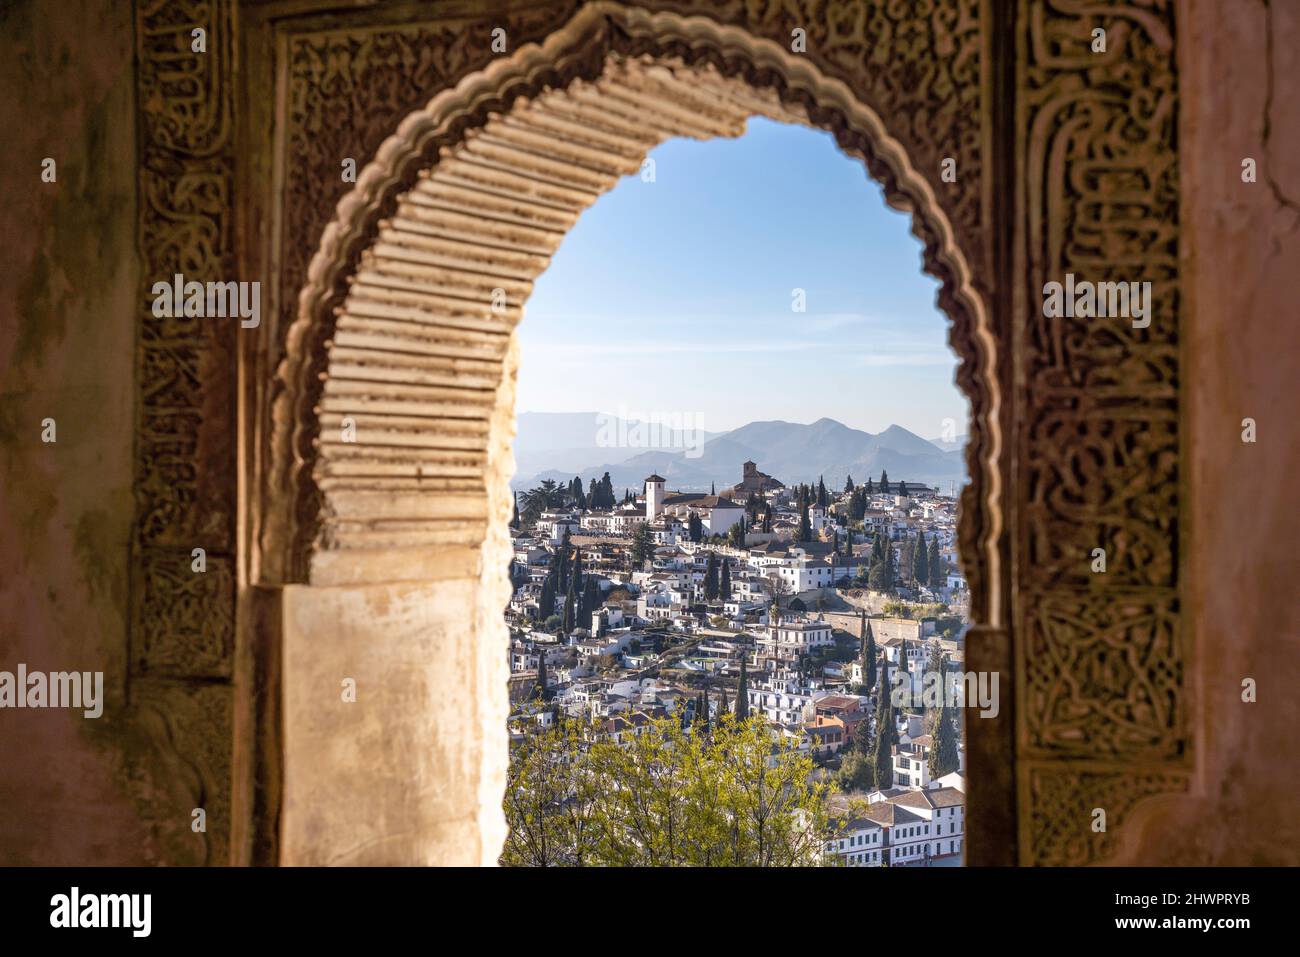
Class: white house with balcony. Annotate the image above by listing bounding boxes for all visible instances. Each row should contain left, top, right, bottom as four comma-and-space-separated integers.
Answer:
756, 614, 834, 658
747, 666, 828, 728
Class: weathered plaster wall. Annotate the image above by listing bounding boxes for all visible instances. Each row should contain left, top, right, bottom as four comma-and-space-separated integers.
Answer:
0, 0, 152, 863
279, 333, 518, 866
1120, 0, 1300, 865
279, 579, 483, 865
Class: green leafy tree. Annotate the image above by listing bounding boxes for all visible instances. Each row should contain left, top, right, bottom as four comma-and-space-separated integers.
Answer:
500, 722, 601, 866
837, 749, 874, 792
583, 716, 831, 866
520, 479, 562, 525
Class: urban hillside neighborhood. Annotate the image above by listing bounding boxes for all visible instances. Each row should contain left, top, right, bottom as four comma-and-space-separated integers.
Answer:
503, 456, 969, 867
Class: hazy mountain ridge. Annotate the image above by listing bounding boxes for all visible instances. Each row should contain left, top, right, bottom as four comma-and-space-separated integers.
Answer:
512, 411, 724, 478
512, 415, 967, 493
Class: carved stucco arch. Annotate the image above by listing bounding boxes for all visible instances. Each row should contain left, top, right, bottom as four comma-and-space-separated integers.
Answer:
263, 3, 1003, 627
107, 0, 1186, 865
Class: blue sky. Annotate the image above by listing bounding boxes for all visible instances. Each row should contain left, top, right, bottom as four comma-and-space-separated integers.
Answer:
516, 117, 967, 438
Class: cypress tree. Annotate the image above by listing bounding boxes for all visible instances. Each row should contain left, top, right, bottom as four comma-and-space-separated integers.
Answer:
539, 563, 558, 622
536, 648, 549, 701
879, 470, 889, 493
711, 481, 716, 496
867, 619, 879, 692
872, 655, 895, 788
845, 474, 854, 493
865, 478, 875, 495
817, 476, 828, 508
719, 558, 732, 601
511, 491, 520, 530
728, 515, 746, 548
630, 523, 654, 568
797, 501, 812, 542
915, 533, 929, 587
581, 575, 599, 630
720, 687, 729, 716
557, 528, 572, 590
930, 692, 961, 779
928, 541, 944, 591
561, 572, 577, 634
704, 552, 719, 601
734, 657, 750, 721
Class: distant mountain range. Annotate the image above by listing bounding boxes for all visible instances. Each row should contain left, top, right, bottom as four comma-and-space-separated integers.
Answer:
511, 415, 967, 494
511, 411, 726, 479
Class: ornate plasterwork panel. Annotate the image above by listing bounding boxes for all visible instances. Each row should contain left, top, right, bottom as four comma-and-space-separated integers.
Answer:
1016, 0, 1188, 863
128, 0, 238, 864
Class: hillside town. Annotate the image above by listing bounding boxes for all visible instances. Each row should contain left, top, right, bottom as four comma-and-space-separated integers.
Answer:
506, 460, 969, 866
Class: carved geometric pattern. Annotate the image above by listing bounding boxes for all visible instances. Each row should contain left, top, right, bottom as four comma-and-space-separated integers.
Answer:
1015, 0, 1187, 861
1021, 0, 1180, 592
133, 547, 235, 679
129, 0, 238, 864
1027, 764, 1189, 866
1024, 591, 1183, 758
1025, 405, 1178, 587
